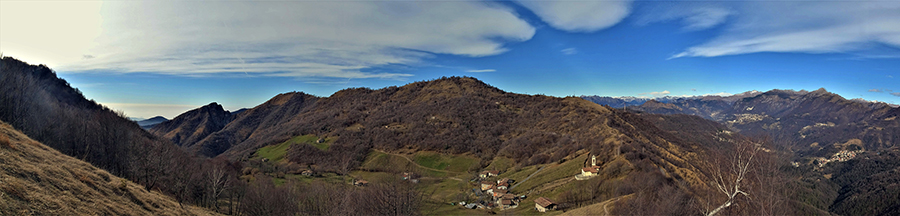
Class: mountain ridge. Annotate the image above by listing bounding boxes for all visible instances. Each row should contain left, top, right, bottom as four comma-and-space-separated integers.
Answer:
136, 116, 168, 130
585, 87, 900, 215
610, 87, 899, 153
150, 102, 234, 148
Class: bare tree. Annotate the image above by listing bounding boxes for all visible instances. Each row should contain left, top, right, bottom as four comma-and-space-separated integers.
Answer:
748, 136, 789, 216
240, 177, 299, 216
704, 140, 760, 216
169, 155, 197, 208
205, 161, 231, 212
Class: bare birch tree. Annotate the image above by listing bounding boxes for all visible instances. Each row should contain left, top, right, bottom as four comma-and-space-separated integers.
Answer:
705, 140, 760, 216
206, 162, 231, 212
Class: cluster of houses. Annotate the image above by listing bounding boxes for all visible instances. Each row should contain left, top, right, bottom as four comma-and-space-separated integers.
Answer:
817, 149, 864, 167
459, 170, 523, 210
465, 170, 557, 213
477, 177, 520, 209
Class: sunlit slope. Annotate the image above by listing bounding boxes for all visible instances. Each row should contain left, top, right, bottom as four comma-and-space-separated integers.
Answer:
0, 121, 216, 216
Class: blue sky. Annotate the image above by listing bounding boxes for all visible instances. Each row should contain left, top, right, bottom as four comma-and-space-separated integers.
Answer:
2, 1, 899, 118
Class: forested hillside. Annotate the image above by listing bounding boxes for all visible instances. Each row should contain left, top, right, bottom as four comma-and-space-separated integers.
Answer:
0, 57, 170, 177
173, 77, 721, 179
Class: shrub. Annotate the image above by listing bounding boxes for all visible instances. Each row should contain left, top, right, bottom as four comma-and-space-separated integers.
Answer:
0, 133, 13, 149
118, 179, 128, 191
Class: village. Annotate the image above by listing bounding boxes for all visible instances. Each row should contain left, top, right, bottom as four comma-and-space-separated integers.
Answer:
815, 149, 865, 167
449, 155, 605, 212
262, 150, 610, 214
451, 155, 606, 212
451, 170, 558, 212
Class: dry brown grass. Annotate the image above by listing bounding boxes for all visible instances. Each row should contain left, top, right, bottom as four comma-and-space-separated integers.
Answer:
0, 121, 219, 216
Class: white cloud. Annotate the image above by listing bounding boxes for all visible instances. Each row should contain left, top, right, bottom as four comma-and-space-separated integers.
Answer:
1, 1, 535, 79
703, 92, 733, 97
637, 3, 732, 31
560, 48, 578, 55
891, 92, 900, 97
466, 69, 496, 73
870, 89, 884, 92
515, 0, 632, 32
670, 1, 900, 58
639, 90, 670, 97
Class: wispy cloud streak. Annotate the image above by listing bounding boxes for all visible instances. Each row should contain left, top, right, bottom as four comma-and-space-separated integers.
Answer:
4, 1, 536, 79
466, 69, 496, 73
669, 1, 900, 58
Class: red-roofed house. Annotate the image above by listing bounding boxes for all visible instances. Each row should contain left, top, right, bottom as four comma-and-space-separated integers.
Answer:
497, 182, 509, 190
498, 178, 512, 184
499, 199, 514, 208
481, 181, 495, 191
492, 191, 505, 199
502, 194, 516, 200
534, 197, 557, 212
491, 189, 508, 197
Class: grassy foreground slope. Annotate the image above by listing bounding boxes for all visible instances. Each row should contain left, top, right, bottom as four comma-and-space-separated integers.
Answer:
0, 121, 216, 216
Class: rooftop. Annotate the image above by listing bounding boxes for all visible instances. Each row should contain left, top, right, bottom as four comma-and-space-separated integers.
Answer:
535, 197, 557, 207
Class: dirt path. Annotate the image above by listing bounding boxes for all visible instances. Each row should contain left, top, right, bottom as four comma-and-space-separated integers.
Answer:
371, 149, 466, 176
559, 195, 630, 216
533, 176, 574, 194
509, 165, 545, 191
602, 197, 620, 215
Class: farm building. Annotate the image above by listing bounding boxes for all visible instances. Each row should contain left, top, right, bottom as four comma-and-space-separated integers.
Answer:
534, 197, 557, 212
479, 170, 500, 178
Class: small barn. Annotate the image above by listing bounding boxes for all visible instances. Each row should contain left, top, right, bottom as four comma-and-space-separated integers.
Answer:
534, 197, 557, 212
